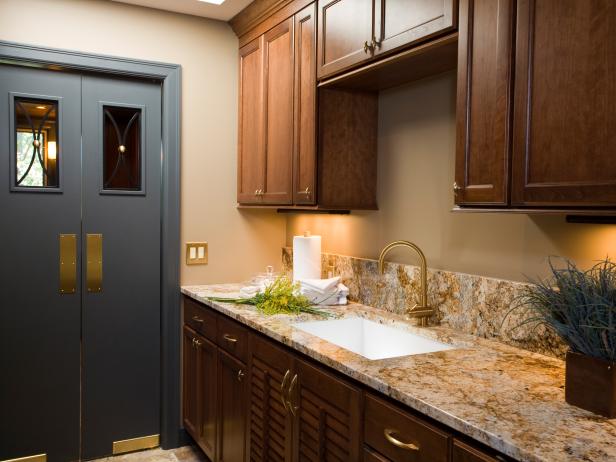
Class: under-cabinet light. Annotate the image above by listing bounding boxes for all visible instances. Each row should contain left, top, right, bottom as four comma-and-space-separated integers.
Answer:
198, 0, 225, 4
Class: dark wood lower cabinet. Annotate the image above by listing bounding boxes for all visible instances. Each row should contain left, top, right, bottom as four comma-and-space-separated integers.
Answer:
217, 349, 247, 462
182, 295, 511, 462
293, 358, 362, 461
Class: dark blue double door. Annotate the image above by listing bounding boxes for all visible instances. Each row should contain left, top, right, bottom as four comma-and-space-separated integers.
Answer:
0, 64, 162, 461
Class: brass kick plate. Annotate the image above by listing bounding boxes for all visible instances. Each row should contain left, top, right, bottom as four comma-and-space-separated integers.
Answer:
59, 234, 76, 294
1, 454, 46, 462
87, 234, 103, 293
112, 434, 159, 455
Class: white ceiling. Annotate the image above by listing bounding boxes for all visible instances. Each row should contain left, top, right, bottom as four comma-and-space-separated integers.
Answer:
110, 0, 254, 21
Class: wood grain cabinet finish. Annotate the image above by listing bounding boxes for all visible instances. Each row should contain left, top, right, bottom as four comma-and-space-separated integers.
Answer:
452, 439, 503, 462
238, 36, 266, 205
317, 0, 376, 79
511, 0, 616, 207
248, 334, 294, 462
293, 2, 318, 205
182, 326, 199, 439
197, 335, 218, 460
374, 0, 457, 58
217, 349, 247, 462
455, 0, 514, 206
262, 18, 295, 204
292, 358, 362, 461
364, 393, 450, 462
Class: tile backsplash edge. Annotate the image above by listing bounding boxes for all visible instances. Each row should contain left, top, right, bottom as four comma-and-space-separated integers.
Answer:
282, 247, 567, 359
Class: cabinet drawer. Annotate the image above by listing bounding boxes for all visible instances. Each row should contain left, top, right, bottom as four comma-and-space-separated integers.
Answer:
217, 315, 249, 363
184, 297, 217, 341
364, 394, 450, 462
364, 446, 391, 462
453, 439, 504, 462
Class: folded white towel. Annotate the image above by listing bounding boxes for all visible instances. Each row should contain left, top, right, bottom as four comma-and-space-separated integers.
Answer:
299, 280, 349, 306
296, 277, 340, 294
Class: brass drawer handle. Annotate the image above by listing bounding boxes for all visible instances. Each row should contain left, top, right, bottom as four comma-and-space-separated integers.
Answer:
453, 181, 462, 193
384, 428, 419, 451
237, 369, 245, 382
194, 339, 202, 347
281, 370, 291, 413
303, 186, 311, 196
223, 333, 238, 343
192, 315, 204, 323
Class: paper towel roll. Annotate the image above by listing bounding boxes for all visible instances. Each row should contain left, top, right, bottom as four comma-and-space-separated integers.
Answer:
293, 234, 321, 281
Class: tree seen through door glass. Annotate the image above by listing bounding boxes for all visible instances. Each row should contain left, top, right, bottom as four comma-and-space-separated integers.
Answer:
15, 98, 59, 188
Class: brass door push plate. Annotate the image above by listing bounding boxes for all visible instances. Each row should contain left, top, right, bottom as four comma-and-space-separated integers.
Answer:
59, 234, 77, 294
87, 234, 103, 293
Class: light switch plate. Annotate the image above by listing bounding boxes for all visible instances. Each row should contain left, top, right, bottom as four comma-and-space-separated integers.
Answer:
186, 242, 208, 265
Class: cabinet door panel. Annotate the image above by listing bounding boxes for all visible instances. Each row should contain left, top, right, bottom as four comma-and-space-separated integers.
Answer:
218, 350, 247, 462
512, 0, 616, 206
263, 19, 294, 204
294, 3, 317, 205
238, 37, 266, 204
455, 0, 514, 205
248, 335, 294, 462
317, 0, 375, 79
197, 336, 217, 461
375, 0, 457, 56
182, 326, 199, 439
292, 358, 361, 461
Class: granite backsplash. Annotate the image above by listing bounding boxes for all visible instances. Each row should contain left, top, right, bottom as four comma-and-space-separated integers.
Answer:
282, 248, 567, 359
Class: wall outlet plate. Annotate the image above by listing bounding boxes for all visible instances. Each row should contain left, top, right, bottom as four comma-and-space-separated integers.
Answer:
186, 242, 208, 265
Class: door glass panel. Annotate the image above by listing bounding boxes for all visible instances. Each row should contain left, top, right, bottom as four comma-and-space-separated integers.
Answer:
14, 98, 59, 188
103, 105, 142, 191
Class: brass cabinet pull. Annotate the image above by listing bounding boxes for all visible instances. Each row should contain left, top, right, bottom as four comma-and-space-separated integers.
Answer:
86, 233, 103, 293
364, 40, 371, 53
223, 333, 238, 343
281, 370, 291, 413
384, 428, 420, 451
372, 37, 382, 49
192, 315, 204, 323
237, 369, 245, 382
453, 181, 462, 193
194, 339, 202, 347
191, 338, 196, 348
59, 234, 77, 294
287, 374, 299, 416
303, 186, 311, 196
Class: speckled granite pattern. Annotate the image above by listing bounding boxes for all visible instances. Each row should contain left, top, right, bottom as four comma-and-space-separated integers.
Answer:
181, 284, 616, 462
283, 248, 567, 358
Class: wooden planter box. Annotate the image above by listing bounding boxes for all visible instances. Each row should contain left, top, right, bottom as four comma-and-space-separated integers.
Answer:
565, 351, 616, 418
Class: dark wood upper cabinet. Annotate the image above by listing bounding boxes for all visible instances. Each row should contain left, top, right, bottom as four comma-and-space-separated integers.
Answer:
317, 0, 376, 79
455, 0, 514, 206
217, 349, 247, 462
292, 358, 362, 461
248, 334, 294, 461
511, 0, 616, 207
237, 36, 265, 205
293, 2, 318, 205
374, 0, 457, 57
262, 18, 295, 205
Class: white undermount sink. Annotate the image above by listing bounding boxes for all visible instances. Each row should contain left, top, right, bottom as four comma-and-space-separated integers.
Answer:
293, 317, 455, 360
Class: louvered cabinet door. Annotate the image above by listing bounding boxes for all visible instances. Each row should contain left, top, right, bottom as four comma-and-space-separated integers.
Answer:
248, 334, 294, 462
291, 358, 362, 461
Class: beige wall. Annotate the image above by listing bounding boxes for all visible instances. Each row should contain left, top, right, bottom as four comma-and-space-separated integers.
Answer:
287, 71, 616, 282
0, 0, 287, 285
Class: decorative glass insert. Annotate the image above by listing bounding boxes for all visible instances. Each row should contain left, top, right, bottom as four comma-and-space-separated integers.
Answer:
103, 105, 142, 191
14, 98, 59, 188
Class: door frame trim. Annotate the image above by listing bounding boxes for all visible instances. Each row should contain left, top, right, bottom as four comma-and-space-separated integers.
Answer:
0, 40, 182, 449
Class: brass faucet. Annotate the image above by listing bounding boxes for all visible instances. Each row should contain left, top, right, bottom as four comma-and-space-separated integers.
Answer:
378, 240, 434, 326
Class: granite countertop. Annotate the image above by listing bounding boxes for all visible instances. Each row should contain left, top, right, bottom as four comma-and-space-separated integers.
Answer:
181, 284, 616, 462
